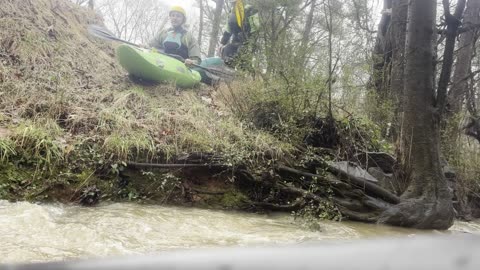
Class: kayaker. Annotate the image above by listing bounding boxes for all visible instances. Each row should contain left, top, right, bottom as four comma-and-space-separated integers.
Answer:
149, 6, 201, 67
218, 0, 260, 70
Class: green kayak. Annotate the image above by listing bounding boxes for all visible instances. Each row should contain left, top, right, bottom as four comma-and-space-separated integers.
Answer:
116, 44, 201, 88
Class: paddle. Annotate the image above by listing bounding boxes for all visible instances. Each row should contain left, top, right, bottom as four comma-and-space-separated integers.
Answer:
87, 24, 235, 80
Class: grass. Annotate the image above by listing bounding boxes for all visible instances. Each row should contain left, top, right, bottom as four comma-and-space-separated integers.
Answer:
0, 0, 293, 174
103, 130, 156, 161
11, 119, 65, 169
0, 138, 16, 162
445, 136, 480, 198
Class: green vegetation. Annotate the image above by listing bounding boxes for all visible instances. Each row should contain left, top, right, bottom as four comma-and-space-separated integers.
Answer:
0, 137, 16, 162
11, 120, 64, 170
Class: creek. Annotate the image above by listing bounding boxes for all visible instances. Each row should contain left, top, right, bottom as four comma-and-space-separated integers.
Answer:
1, 201, 479, 263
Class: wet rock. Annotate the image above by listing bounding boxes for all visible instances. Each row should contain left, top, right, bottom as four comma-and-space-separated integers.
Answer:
468, 195, 480, 219
441, 158, 456, 180
368, 167, 395, 193
79, 186, 101, 206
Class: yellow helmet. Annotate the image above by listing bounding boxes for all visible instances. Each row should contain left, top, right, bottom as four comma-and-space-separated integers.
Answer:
170, 6, 186, 22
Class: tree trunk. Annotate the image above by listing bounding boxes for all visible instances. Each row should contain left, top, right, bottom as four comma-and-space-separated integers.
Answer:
198, 0, 204, 48
369, 0, 392, 95
379, 0, 454, 230
207, 0, 224, 57
88, 0, 94, 10
265, 8, 279, 75
318, 0, 334, 118
297, 0, 316, 70
436, 0, 467, 119
388, 0, 408, 139
389, 0, 408, 97
448, 0, 480, 114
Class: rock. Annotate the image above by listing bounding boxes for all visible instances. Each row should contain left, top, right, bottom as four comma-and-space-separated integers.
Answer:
440, 156, 456, 180
328, 161, 378, 183
79, 186, 101, 206
442, 164, 456, 180
468, 195, 480, 219
354, 152, 396, 173
368, 167, 396, 193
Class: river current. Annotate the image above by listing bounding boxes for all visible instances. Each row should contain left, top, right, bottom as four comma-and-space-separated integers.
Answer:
1, 201, 479, 263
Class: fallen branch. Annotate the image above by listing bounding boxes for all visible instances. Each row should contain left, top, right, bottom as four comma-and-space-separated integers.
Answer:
276, 165, 347, 187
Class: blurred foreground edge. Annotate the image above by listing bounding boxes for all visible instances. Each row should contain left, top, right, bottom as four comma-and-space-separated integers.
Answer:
2, 234, 479, 270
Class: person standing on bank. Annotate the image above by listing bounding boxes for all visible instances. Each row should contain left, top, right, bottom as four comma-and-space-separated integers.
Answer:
149, 6, 201, 67
218, 0, 259, 69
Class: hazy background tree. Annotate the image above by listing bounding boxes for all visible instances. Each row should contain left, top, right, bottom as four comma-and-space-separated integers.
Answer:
197, 0, 204, 46
448, 0, 480, 117
95, 0, 169, 44
369, 0, 392, 96
207, 0, 225, 57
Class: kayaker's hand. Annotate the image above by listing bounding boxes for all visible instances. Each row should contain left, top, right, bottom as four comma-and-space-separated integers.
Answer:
184, 59, 196, 67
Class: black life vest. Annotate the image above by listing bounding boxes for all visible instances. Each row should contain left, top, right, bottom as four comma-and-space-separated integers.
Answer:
162, 27, 189, 60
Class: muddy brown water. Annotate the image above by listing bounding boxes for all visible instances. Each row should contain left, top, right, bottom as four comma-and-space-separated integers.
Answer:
1, 201, 479, 263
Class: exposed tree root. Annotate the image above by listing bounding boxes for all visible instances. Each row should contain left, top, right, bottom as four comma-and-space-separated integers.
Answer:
125, 150, 400, 223
336, 206, 380, 223
233, 165, 393, 222
127, 162, 230, 169
326, 163, 400, 204
276, 165, 346, 186
252, 199, 306, 212
378, 197, 455, 229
